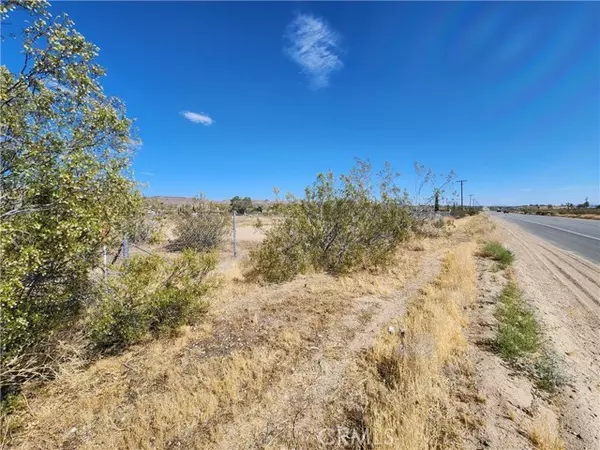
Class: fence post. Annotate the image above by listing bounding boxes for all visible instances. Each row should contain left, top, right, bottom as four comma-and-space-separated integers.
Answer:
123, 234, 129, 260
102, 245, 107, 277
233, 210, 237, 257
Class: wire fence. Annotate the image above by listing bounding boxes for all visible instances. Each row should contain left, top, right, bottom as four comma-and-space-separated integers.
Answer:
101, 205, 453, 276
102, 210, 241, 276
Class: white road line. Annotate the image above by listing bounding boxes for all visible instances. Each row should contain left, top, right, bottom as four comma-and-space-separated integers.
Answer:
508, 216, 600, 242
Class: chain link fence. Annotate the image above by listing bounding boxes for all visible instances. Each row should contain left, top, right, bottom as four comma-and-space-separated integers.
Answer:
102, 209, 241, 274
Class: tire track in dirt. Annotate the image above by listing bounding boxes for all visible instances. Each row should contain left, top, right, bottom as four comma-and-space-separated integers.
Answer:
210, 248, 445, 449
542, 246, 600, 290
498, 219, 600, 314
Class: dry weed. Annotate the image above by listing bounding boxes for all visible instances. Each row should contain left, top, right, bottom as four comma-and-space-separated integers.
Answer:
357, 243, 477, 449
529, 410, 564, 450
459, 214, 496, 240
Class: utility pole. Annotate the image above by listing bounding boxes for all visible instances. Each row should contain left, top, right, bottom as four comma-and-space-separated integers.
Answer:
457, 180, 467, 208
469, 194, 474, 207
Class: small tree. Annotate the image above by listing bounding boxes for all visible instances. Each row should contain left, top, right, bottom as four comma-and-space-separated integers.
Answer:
434, 189, 440, 212
578, 197, 590, 209
230, 196, 253, 214
1, 1, 140, 384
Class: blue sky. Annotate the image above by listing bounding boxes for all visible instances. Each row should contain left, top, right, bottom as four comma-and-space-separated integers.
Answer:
4, 1, 599, 205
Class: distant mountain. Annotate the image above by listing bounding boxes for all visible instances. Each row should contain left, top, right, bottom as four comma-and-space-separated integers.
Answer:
148, 196, 275, 206
148, 196, 195, 206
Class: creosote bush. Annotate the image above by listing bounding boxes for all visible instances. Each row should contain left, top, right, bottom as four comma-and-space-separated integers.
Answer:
168, 197, 229, 252
126, 213, 162, 245
450, 207, 480, 219
1, 1, 140, 390
250, 161, 412, 283
88, 250, 217, 351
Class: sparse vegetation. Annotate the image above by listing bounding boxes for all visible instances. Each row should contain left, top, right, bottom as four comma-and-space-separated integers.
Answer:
500, 204, 600, 220
494, 282, 564, 392
529, 411, 565, 450
480, 241, 514, 269
495, 282, 541, 360
249, 161, 412, 282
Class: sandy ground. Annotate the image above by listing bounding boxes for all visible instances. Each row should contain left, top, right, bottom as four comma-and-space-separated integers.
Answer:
479, 216, 600, 450
465, 255, 560, 450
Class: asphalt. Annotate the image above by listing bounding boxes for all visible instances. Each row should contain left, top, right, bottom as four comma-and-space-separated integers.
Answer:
490, 212, 600, 264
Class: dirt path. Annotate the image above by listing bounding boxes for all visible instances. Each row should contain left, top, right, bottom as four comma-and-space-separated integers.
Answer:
492, 216, 600, 450
210, 248, 445, 449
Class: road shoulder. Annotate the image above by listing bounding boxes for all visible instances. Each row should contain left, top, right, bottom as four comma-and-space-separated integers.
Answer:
492, 217, 600, 449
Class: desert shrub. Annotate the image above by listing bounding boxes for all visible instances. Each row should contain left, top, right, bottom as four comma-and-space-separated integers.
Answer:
413, 216, 447, 238
450, 207, 479, 218
250, 161, 412, 282
88, 250, 216, 351
149, 228, 167, 245
169, 212, 229, 252
0, 2, 140, 391
126, 213, 161, 244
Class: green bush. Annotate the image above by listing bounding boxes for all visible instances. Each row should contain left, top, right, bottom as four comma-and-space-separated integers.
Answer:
250, 161, 412, 282
0, 2, 140, 388
88, 250, 216, 351
480, 241, 514, 269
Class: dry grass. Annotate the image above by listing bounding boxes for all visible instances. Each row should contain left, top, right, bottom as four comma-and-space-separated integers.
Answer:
356, 243, 477, 449
557, 213, 600, 221
461, 214, 496, 240
529, 411, 565, 450
2, 237, 429, 449
1, 213, 474, 449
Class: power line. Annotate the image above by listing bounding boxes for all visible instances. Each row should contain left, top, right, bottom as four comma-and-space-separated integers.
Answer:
456, 180, 467, 208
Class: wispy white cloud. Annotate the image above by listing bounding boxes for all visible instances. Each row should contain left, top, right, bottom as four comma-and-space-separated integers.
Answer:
284, 13, 343, 89
180, 111, 214, 126
139, 171, 154, 176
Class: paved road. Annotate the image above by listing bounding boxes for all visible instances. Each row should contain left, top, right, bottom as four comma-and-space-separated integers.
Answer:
490, 212, 600, 264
